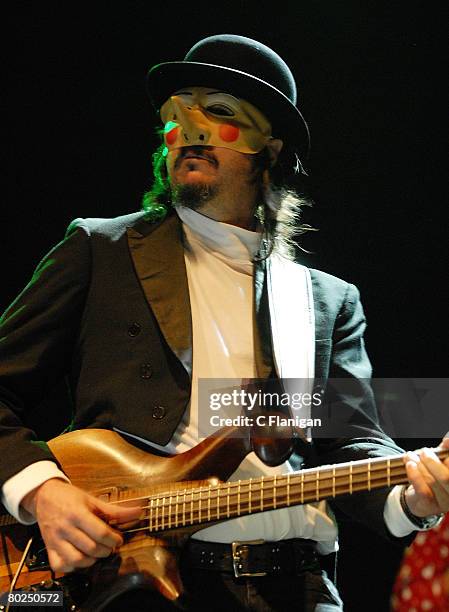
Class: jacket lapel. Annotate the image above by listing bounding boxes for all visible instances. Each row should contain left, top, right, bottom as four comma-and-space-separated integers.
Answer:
127, 213, 192, 375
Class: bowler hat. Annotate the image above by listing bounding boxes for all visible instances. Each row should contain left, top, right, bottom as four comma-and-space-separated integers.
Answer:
147, 34, 310, 161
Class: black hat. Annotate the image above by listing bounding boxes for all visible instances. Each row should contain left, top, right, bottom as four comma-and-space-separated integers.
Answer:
147, 34, 310, 161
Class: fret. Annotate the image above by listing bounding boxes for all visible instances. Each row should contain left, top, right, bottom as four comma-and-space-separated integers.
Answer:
387, 458, 391, 487
260, 477, 264, 512
182, 491, 186, 527
216, 485, 220, 520
162, 496, 167, 530
248, 478, 252, 514
349, 463, 353, 495
273, 475, 277, 509
237, 480, 241, 515
155, 496, 160, 531
316, 469, 320, 501
149, 497, 154, 531
175, 492, 179, 528
300, 471, 304, 504
367, 462, 371, 491
198, 490, 202, 523
167, 495, 172, 529
190, 490, 194, 525
227, 482, 231, 518
332, 466, 336, 498
207, 486, 211, 523
286, 474, 291, 506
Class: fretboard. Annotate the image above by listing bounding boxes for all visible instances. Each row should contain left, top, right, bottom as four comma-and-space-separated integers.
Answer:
139, 449, 449, 533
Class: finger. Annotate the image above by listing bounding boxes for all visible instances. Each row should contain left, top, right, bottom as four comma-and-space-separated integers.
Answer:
405, 461, 434, 499
47, 548, 70, 574
94, 500, 144, 531
47, 541, 97, 573
65, 526, 113, 559
404, 461, 441, 515
73, 509, 124, 549
409, 450, 449, 512
414, 452, 444, 491
420, 448, 449, 489
405, 450, 421, 464
407, 449, 437, 484
420, 449, 449, 510
96, 499, 144, 523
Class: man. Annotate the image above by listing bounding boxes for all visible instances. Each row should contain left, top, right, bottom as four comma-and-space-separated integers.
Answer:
1, 35, 448, 611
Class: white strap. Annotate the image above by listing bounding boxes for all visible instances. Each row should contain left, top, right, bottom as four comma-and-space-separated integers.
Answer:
266, 254, 315, 437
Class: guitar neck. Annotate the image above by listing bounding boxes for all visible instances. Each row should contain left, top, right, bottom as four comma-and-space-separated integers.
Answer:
140, 448, 449, 533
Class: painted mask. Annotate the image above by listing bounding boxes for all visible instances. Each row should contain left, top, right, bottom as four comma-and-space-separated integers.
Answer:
160, 87, 272, 155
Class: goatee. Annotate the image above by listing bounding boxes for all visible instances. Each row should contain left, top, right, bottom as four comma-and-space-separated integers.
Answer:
172, 183, 219, 210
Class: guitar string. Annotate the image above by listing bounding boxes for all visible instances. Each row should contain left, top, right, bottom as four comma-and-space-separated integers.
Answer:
108, 456, 414, 507
109, 447, 449, 509
114, 471, 409, 536
110, 468, 408, 516
119, 472, 409, 537
108, 447, 448, 534
27, 449, 439, 541
131, 469, 407, 512
0, 457, 422, 533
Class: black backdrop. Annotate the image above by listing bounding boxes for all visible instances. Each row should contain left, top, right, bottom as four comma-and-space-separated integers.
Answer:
5, 2, 447, 610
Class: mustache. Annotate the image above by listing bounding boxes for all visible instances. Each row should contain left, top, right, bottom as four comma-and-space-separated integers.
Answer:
174, 147, 218, 169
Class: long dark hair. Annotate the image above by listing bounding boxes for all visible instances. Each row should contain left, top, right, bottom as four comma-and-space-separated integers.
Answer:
141, 143, 314, 260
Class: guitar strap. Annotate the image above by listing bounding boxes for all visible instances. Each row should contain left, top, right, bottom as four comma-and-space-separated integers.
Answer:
266, 252, 315, 443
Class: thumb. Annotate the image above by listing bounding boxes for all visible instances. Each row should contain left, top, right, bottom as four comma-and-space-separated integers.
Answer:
441, 435, 449, 448
93, 497, 144, 524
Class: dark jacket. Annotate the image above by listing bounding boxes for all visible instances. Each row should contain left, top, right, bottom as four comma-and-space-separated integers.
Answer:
0, 211, 408, 541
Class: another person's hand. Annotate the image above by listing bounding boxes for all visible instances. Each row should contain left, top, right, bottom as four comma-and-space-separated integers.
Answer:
22, 478, 142, 573
403, 436, 449, 518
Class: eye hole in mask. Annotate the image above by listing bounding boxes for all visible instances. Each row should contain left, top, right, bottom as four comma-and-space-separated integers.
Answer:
205, 103, 235, 117
174, 91, 238, 119
160, 88, 272, 154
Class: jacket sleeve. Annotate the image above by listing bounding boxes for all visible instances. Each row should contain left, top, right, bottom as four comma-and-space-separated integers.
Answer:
312, 283, 413, 544
0, 220, 91, 486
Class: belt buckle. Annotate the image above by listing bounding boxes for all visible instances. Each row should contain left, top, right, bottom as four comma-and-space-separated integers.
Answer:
231, 539, 267, 578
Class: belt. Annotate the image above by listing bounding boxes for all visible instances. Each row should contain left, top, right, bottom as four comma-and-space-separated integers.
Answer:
183, 538, 321, 579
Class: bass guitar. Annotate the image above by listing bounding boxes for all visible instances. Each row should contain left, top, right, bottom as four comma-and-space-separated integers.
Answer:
1, 427, 446, 610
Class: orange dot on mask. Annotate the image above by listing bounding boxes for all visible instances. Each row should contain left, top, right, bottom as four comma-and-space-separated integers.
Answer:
219, 124, 240, 142
165, 127, 179, 145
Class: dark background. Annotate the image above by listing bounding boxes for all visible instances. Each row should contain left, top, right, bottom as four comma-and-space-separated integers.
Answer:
5, 1, 447, 610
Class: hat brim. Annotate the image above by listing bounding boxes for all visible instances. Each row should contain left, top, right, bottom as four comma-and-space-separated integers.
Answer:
147, 61, 310, 159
